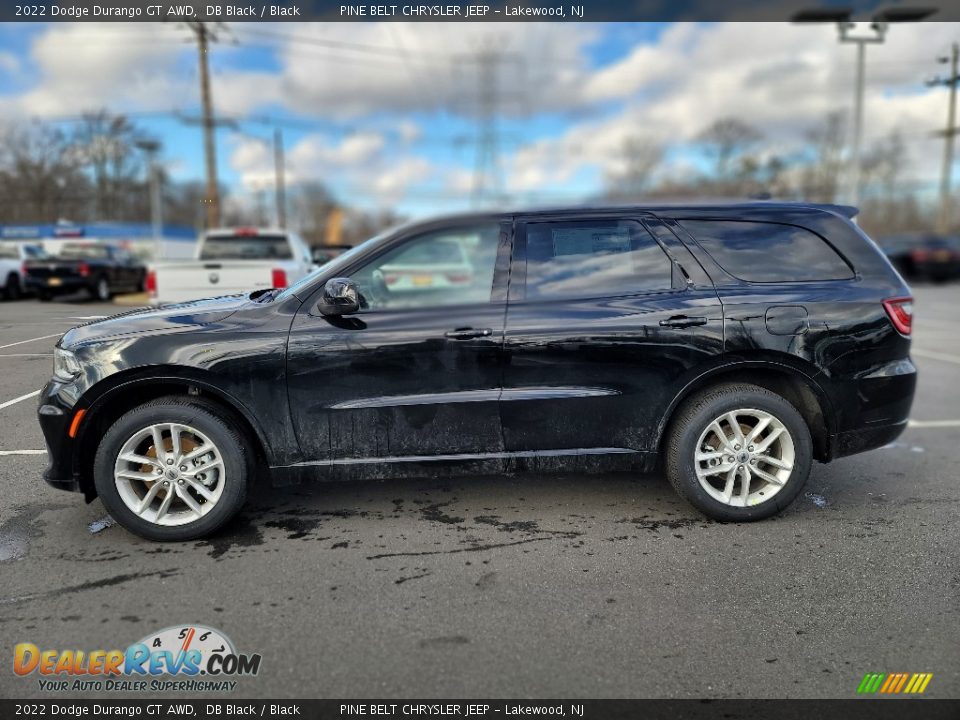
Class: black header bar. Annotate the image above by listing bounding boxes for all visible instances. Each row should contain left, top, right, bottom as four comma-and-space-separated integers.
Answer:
3, 0, 957, 23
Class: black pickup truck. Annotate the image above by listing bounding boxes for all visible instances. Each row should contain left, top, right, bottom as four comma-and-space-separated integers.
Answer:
24, 243, 146, 302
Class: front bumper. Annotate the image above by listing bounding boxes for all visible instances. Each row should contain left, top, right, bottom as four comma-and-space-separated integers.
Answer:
37, 381, 85, 495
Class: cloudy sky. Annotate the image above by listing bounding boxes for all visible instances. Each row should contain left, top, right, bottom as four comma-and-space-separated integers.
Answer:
0, 21, 956, 216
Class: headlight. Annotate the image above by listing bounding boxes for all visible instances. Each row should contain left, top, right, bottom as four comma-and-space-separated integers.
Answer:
53, 347, 82, 382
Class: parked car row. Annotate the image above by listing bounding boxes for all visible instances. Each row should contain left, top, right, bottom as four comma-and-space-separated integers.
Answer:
2, 230, 351, 304
878, 233, 960, 282
1, 241, 148, 302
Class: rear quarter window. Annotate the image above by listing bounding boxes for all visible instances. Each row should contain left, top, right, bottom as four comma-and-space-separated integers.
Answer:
679, 220, 853, 282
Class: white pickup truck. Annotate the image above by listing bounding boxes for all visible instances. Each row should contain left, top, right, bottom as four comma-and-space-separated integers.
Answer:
148, 228, 316, 306
0, 242, 48, 300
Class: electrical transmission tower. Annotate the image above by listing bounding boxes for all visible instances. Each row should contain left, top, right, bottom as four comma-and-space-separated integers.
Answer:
457, 41, 523, 207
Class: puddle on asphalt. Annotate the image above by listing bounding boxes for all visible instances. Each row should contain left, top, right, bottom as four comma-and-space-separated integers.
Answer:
88, 516, 116, 534
0, 529, 29, 561
805, 493, 828, 508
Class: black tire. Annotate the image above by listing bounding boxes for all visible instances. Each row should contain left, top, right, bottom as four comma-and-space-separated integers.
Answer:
93, 396, 251, 541
4, 274, 21, 300
92, 276, 111, 302
664, 382, 813, 522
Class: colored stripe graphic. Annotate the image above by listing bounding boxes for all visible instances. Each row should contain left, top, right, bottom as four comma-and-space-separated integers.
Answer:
857, 672, 932, 694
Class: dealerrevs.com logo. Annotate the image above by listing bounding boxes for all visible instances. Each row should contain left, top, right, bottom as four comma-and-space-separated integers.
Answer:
13, 625, 262, 693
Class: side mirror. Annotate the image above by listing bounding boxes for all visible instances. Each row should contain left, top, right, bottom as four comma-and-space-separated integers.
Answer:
317, 277, 360, 316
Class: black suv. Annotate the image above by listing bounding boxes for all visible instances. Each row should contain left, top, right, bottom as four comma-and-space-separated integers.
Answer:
38, 203, 916, 540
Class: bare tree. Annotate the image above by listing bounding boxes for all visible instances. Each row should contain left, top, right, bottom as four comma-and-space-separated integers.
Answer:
72, 110, 152, 220
801, 111, 846, 203
0, 122, 90, 223
603, 137, 663, 201
697, 118, 763, 183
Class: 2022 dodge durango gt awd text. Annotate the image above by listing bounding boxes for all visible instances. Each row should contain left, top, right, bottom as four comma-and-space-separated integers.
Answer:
36, 203, 917, 541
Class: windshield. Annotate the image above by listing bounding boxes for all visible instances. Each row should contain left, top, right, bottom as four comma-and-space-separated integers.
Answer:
200, 234, 292, 260
276, 229, 397, 301
59, 244, 109, 259
23, 245, 49, 259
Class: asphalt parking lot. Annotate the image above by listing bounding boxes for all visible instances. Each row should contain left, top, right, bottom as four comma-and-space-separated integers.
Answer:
0, 287, 958, 700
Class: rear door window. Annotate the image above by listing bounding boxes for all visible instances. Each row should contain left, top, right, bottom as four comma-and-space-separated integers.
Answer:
679, 220, 853, 282
523, 219, 673, 300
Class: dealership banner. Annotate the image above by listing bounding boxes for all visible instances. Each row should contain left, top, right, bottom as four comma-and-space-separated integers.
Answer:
4, 0, 960, 23
1, 700, 959, 719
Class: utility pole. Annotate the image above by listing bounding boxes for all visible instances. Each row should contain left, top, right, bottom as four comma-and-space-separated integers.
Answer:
792, 8, 938, 209
931, 43, 960, 234
187, 22, 221, 229
273, 127, 286, 228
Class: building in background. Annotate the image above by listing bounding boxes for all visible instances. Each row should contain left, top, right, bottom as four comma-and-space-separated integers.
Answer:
0, 222, 197, 260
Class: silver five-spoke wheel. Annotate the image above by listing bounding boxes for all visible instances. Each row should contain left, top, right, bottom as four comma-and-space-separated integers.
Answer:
114, 423, 225, 527
694, 408, 795, 507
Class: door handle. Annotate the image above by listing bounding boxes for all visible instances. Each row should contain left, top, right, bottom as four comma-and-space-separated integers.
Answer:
444, 327, 493, 340
659, 315, 708, 328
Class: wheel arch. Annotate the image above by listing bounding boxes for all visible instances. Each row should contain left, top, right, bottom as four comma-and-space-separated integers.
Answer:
73, 367, 273, 498
656, 359, 835, 462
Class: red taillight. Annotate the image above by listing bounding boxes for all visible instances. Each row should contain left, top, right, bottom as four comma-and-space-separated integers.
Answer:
384, 273, 399, 287
445, 272, 471, 283
271, 268, 287, 288
20, 262, 27, 276
911, 248, 929, 262
78, 262, 90, 278
146, 269, 157, 297
883, 296, 913, 336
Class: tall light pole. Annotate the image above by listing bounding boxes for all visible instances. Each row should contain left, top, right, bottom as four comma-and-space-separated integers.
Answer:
793, 8, 938, 208
135, 139, 163, 260
930, 43, 960, 234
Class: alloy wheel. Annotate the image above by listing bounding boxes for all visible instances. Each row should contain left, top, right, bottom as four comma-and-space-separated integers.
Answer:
694, 408, 795, 507
113, 423, 225, 526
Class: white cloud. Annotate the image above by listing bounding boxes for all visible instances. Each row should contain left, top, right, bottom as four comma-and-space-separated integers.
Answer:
229, 129, 435, 206
6, 23, 189, 117
502, 22, 960, 194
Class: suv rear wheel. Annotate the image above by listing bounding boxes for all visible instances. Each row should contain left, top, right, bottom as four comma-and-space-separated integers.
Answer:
665, 382, 812, 521
93, 397, 250, 541
92, 276, 111, 302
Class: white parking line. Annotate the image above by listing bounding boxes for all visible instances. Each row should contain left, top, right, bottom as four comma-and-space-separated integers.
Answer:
912, 348, 960, 366
0, 450, 46, 456
908, 419, 960, 429
0, 333, 62, 351
0, 390, 41, 410
0, 353, 53, 358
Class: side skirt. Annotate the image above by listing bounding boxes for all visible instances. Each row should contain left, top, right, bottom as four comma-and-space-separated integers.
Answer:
268, 448, 657, 486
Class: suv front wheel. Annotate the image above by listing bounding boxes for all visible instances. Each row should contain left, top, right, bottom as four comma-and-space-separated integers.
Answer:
665, 382, 813, 521
93, 397, 250, 541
